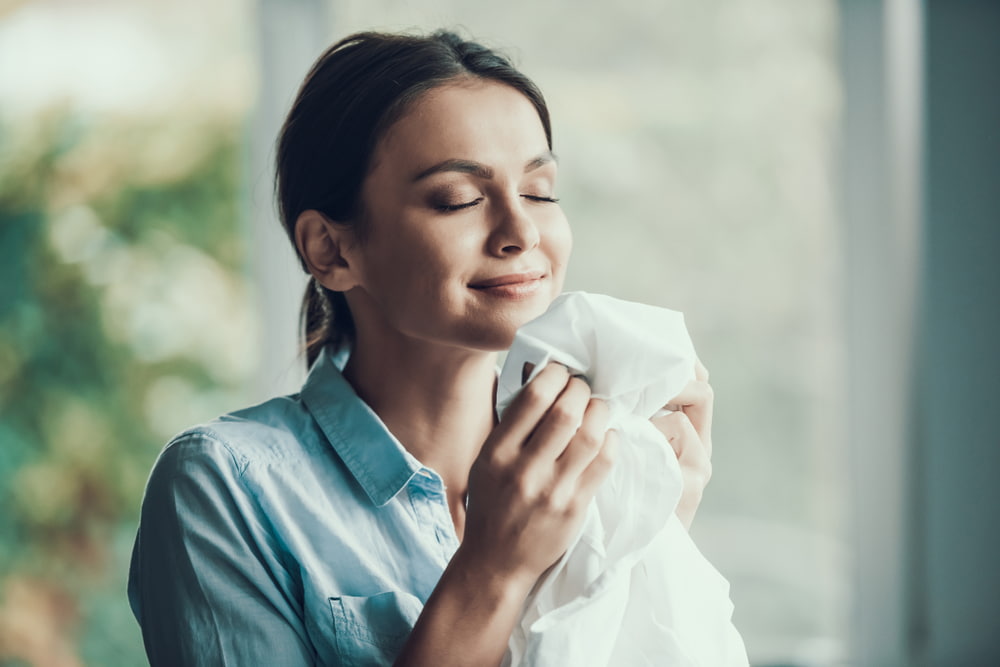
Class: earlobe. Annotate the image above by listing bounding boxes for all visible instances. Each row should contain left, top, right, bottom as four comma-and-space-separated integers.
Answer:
294, 210, 360, 292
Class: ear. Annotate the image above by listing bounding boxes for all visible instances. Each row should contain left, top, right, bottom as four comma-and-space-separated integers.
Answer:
294, 210, 362, 292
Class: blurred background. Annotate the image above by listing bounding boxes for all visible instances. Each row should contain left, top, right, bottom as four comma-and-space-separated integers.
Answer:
0, 0, 996, 665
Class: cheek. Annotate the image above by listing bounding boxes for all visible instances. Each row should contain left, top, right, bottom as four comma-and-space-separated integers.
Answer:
367, 225, 474, 298
543, 212, 573, 280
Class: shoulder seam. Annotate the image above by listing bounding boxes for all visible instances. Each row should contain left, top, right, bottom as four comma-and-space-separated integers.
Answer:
165, 428, 252, 477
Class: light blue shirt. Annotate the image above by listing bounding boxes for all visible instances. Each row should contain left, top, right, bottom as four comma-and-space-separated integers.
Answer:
128, 349, 461, 666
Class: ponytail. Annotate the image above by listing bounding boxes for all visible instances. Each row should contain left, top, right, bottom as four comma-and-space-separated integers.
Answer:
300, 277, 355, 368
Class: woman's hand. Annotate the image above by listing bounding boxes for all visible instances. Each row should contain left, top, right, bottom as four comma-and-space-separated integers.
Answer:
458, 362, 618, 591
396, 364, 616, 667
651, 359, 714, 530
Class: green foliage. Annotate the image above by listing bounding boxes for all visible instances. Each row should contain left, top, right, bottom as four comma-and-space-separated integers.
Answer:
0, 110, 250, 664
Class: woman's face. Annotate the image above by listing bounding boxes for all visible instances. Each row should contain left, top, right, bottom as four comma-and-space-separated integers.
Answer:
344, 79, 571, 352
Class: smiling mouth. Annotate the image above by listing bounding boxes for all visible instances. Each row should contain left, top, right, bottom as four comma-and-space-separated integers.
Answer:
469, 271, 546, 289
469, 271, 546, 299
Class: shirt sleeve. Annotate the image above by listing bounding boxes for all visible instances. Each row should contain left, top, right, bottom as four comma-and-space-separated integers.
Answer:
128, 432, 316, 666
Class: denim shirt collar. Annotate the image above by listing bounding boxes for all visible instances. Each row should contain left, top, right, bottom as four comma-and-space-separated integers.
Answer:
301, 347, 423, 507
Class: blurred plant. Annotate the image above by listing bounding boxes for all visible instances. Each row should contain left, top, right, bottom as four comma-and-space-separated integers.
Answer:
0, 108, 254, 665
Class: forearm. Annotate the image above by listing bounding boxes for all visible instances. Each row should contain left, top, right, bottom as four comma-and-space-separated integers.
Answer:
395, 547, 533, 667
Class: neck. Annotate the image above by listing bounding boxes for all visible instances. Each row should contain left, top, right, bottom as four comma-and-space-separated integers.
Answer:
343, 328, 499, 499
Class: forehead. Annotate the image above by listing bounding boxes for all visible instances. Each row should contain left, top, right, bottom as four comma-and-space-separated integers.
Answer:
372, 80, 550, 175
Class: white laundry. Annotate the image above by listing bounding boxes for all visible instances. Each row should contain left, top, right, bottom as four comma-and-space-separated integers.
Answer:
498, 292, 748, 667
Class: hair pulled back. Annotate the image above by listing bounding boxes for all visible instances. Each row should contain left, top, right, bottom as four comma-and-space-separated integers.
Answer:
275, 30, 552, 368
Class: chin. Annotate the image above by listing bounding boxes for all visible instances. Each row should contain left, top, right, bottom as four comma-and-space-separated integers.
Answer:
456, 322, 519, 352
474, 300, 554, 351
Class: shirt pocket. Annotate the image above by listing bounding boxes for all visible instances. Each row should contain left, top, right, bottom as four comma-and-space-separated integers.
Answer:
327, 590, 423, 667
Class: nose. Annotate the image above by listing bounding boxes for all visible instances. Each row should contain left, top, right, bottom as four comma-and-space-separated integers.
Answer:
488, 197, 541, 257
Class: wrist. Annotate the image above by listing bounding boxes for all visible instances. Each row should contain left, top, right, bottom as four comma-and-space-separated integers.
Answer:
395, 546, 535, 667
446, 544, 537, 607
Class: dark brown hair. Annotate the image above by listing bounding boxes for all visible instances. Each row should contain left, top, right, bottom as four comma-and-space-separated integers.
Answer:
274, 30, 552, 368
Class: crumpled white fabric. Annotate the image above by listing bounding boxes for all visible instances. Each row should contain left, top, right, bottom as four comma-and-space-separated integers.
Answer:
497, 292, 748, 667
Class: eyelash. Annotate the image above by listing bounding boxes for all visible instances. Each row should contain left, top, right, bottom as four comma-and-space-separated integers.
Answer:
434, 197, 484, 212
434, 195, 560, 213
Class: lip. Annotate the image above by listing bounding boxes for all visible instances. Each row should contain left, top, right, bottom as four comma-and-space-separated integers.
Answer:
468, 271, 546, 289
469, 271, 547, 300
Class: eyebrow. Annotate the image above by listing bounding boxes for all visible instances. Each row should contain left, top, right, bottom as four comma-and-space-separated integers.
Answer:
412, 150, 557, 182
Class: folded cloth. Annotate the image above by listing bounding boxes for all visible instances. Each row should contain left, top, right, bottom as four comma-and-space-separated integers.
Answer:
498, 292, 748, 667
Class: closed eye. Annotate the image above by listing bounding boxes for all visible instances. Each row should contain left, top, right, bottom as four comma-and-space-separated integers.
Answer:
434, 197, 484, 212
521, 195, 560, 204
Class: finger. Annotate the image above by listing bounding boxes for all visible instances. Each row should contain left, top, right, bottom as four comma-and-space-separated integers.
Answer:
651, 410, 686, 456
522, 375, 592, 462
665, 379, 710, 409
488, 363, 571, 458
669, 412, 713, 490
574, 428, 618, 501
651, 409, 712, 460
662, 362, 709, 410
663, 380, 713, 449
555, 398, 611, 478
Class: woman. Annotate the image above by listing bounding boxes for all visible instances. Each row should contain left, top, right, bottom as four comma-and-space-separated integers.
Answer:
128, 30, 713, 666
